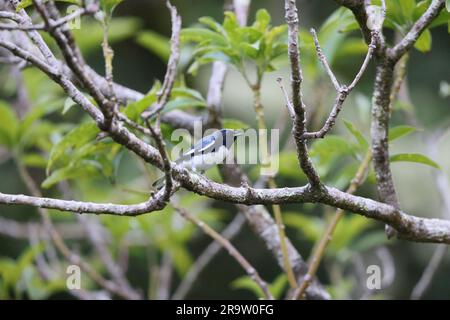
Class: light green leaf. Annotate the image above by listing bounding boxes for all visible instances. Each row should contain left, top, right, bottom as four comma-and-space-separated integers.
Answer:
199, 16, 225, 34
343, 119, 369, 150
162, 97, 207, 113
222, 118, 250, 130
181, 28, 227, 46
72, 18, 141, 54
46, 122, 99, 174
100, 0, 123, 16
231, 276, 265, 298
240, 43, 259, 59
414, 29, 432, 52
253, 9, 271, 32
124, 82, 159, 121
22, 153, 48, 169
171, 87, 205, 102
447, 0, 450, 12
0, 101, 19, 148
390, 153, 440, 169
42, 160, 104, 189
16, 0, 81, 11
389, 125, 417, 141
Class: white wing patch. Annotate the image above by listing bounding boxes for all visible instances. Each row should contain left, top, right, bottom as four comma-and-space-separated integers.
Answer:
180, 145, 230, 172
183, 138, 216, 157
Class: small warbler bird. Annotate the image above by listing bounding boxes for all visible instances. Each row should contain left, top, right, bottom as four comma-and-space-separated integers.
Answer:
153, 129, 243, 189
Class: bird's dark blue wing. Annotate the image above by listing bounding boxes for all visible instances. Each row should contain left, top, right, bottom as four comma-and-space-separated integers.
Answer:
183, 134, 217, 156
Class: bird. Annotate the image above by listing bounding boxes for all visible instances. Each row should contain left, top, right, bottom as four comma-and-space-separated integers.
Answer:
153, 129, 243, 189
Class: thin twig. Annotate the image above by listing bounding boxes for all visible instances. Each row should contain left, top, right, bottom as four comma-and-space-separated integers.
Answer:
173, 204, 274, 300
292, 150, 372, 299
302, 31, 377, 140
310, 28, 340, 92
284, 0, 321, 188
0, 8, 87, 31
172, 213, 246, 299
141, 1, 181, 120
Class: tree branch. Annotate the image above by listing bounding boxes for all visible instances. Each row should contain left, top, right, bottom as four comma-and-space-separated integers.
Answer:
174, 204, 274, 300
388, 0, 445, 62
284, 0, 321, 188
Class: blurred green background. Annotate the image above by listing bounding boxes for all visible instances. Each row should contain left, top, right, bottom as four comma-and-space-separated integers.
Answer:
0, 0, 449, 299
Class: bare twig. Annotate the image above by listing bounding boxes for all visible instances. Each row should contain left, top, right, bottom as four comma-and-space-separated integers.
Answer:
309, 28, 340, 92
141, 1, 181, 120
174, 204, 274, 300
302, 29, 377, 140
284, 0, 321, 188
0, 216, 85, 239
172, 213, 246, 299
411, 245, 447, 300
292, 150, 372, 299
0, 7, 87, 31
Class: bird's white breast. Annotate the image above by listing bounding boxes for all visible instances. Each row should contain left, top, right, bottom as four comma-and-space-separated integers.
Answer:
180, 145, 230, 172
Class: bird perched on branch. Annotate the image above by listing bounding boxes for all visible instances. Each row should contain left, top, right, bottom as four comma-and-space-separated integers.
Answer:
153, 129, 243, 189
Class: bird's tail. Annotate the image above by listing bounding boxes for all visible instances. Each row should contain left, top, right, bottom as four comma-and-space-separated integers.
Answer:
152, 176, 165, 190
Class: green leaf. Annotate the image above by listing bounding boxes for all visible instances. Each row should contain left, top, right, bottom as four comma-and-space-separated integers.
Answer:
100, 0, 123, 16
349, 231, 389, 252
0, 101, 19, 148
284, 212, 323, 242
447, 0, 450, 12
136, 31, 171, 62
72, 18, 141, 54
181, 28, 227, 46
390, 153, 440, 169
171, 87, 205, 102
46, 122, 100, 174
22, 153, 48, 169
124, 82, 159, 121
198, 16, 225, 34
253, 9, 271, 32
310, 135, 356, 176
162, 97, 207, 113
389, 125, 417, 141
330, 215, 374, 253
222, 118, 250, 130
240, 43, 259, 59
231, 276, 265, 298
343, 119, 369, 150
42, 161, 102, 188
414, 29, 432, 52
16, 0, 82, 11
269, 274, 288, 300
